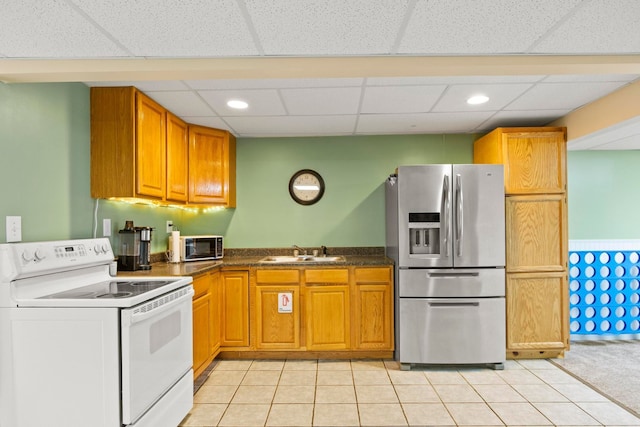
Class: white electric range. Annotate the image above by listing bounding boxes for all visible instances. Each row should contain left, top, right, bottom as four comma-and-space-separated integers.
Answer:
0, 238, 194, 427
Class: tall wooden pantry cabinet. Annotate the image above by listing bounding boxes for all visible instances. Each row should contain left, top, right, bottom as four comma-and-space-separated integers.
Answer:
474, 127, 569, 359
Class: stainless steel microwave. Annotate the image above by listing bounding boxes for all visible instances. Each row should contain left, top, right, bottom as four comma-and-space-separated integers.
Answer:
173, 235, 224, 262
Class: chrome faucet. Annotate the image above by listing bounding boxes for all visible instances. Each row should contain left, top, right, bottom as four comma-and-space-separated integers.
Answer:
292, 245, 307, 255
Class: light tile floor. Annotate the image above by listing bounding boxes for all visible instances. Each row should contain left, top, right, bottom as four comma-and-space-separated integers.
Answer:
180, 358, 640, 426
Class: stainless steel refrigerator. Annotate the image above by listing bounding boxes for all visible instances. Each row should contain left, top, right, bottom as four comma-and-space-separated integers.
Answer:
385, 164, 506, 370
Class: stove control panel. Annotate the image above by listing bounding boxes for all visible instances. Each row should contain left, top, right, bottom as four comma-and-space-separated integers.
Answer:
2, 238, 115, 279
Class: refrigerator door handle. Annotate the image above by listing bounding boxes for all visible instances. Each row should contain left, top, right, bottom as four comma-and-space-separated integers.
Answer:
442, 174, 450, 257
456, 173, 463, 257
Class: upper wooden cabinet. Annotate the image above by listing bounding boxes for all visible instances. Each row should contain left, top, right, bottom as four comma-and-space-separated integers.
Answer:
91, 87, 166, 200
91, 86, 236, 207
165, 112, 189, 203
188, 125, 236, 207
473, 127, 567, 195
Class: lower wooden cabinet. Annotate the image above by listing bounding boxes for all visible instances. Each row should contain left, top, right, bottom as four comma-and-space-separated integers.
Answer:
192, 273, 213, 378
506, 271, 569, 358
209, 271, 221, 355
255, 269, 301, 349
207, 265, 393, 357
304, 269, 351, 351
221, 270, 250, 347
305, 285, 351, 350
353, 267, 393, 349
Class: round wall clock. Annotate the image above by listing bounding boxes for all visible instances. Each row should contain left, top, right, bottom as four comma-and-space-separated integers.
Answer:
288, 169, 325, 205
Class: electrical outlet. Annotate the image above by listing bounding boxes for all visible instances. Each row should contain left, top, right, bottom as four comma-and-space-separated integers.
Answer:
103, 219, 111, 237
6, 216, 22, 243
166, 220, 173, 233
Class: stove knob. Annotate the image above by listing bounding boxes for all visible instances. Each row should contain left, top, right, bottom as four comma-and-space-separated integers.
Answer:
101, 244, 110, 254
94, 244, 102, 254
22, 249, 33, 262
34, 248, 46, 261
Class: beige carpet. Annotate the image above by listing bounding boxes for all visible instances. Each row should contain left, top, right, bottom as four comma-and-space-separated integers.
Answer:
550, 340, 640, 417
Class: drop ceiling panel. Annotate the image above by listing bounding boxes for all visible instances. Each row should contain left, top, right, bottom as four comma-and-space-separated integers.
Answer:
144, 91, 214, 117
224, 115, 357, 136
432, 83, 534, 112
280, 87, 362, 115
0, 0, 128, 58
361, 86, 447, 114
398, 0, 583, 54
200, 89, 286, 116
186, 78, 364, 90
181, 116, 232, 131
356, 112, 494, 134
245, 0, 410, 55
85, 81, 192, 91
71, 0, 259, 56
367, 76, 545, 86
542, 74, 640, 83
532, 0, 640, 54
479, 109, 571, 132
506, 81, 629, 111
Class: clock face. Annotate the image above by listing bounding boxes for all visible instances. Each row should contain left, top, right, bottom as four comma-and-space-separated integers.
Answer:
289, 169, 325, 205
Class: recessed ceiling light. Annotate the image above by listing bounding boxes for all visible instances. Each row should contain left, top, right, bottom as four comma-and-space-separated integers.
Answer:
467, 95, 489, 105
227, 99, 248, 109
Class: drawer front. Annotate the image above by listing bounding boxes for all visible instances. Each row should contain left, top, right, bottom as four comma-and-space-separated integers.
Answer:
192, 274, 210, 299
399, 297, 505, 364
304, 269, 349, 284
354, 267, 390, 283
256, 269, 300, 284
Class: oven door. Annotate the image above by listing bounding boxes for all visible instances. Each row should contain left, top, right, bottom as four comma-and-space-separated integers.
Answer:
121, 286, 194, 425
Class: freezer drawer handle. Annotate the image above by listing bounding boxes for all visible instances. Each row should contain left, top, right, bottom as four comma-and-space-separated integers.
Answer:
428, 302, 479, 307
427, 272, 479, 277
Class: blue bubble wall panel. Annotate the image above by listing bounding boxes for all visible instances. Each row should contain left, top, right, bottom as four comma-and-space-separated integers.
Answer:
568, 250, 640, 336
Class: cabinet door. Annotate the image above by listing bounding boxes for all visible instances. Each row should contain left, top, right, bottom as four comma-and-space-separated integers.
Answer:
502, 129, 566, 194
135, 92, 166, 198
255, 269, 300, 349
166, 112, 188, 202
255, 285, 300, 349
192, 295, 211, 377
305, 285, 350, 350
506, 195, 568, 273
353, 267, 393, 350
189, 125, 236, 206
221, 271, 249, 347
506, 272, 568, 356
210, 272, 221, 355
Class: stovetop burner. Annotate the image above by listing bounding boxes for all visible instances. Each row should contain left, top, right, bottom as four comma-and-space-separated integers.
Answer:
41, 279, 177, 300
96, 292, 133, 299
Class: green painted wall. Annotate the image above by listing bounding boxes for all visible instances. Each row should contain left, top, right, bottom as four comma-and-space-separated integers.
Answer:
0, 82, 93, 241
3, 82, 637, 253
567, 150, 640, 240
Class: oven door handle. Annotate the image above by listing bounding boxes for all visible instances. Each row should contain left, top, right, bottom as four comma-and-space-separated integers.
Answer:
124, 287, 194, 326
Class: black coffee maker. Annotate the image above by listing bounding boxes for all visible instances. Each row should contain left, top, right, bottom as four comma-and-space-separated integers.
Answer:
117, 221, 153, 271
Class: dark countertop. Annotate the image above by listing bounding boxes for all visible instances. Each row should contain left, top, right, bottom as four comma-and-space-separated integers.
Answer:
118, 249, 393, 278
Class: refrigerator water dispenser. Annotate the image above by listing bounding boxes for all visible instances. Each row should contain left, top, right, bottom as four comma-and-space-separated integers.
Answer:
409, 212, 440, 255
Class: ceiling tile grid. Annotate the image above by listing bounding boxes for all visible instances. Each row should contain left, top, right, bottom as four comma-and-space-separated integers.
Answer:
3, 0, 640, 145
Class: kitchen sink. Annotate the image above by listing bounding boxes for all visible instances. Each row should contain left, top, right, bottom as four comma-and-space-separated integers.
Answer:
259, 255, 345, 263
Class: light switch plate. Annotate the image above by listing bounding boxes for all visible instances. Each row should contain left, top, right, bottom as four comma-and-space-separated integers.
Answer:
6, 216, 22, 242
103, 219, 111, 237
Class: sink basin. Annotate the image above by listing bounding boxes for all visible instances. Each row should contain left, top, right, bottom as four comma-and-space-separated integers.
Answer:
259, 255, 345, 263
